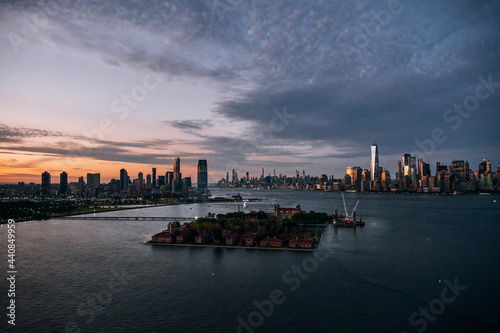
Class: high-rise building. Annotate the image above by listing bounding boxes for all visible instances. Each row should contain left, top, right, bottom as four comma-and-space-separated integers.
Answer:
41, 171, 51, 196
109, 178, 119, 194
486, 160, 491, 174
402, 154, 417, 181
346, 167, 362, 190
370, 139, 379, 181
478, 159, 487, 175
418, 159, 430, 178
172, 157, 181, 193
120, 169, 128, 191
87, 173, 100, 190
197, 160, 208, 191
182, 177, 191, 194
146, 174, 151, 188
232, 169, 238, 184
138, 172, 144, 186
435, 162, 448, 177
397, 161, 402, 181
166, 171, 173, 191
152, 167, 157, 187
451, 160, 465, 180
59, 172, 68, 196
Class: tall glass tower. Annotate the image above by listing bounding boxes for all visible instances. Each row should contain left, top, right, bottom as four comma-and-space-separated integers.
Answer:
197, 160, 208, 191
370, 138, 379, 181
172, 157, 181, 193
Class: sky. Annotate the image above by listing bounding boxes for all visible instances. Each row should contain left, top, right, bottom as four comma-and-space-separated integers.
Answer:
0, 0, 499, 184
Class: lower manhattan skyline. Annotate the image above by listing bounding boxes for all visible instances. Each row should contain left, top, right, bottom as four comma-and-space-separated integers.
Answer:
1, 1, 499, 184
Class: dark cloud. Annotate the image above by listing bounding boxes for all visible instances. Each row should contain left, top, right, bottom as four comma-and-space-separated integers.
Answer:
1, 0, 499, 174
162, 119, 213, 131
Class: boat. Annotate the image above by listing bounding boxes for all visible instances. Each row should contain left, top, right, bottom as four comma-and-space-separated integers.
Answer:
333, 193, 365, 228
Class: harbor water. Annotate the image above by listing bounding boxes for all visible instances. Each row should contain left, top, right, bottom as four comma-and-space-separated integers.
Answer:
1, 190, 499, 332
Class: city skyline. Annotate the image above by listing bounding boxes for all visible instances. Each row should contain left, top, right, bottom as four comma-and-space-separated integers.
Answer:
12, 150, 499, 186
1, 1, 499, 183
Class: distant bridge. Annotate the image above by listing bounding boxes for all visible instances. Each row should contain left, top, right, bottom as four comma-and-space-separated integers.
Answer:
59, 216, 196, 221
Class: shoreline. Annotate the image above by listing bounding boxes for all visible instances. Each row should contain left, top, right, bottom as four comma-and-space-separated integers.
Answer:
0, 197, 246, 224
146, 240, 319, 252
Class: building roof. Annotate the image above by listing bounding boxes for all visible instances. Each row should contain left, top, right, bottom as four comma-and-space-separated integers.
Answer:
153, 231, 172, 238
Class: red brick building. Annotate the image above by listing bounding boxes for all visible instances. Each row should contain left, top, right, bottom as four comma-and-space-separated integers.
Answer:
176, 231, 191, 244
151, 231, 174, 243
273, 205, 301, 221
260, 237, 284, 247
226, 233, 242, 245
195, 232, 212, 244
289, 238, 312, 249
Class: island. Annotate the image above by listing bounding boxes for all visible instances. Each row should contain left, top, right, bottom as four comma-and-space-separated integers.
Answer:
147, 205, 331, 251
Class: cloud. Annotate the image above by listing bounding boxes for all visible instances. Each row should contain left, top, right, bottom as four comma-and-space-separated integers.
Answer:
1, 0, 499, 175
162, 119, 213, 131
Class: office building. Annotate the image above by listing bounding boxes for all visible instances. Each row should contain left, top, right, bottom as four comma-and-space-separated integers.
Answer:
451, 160, 465, 180
120, 168, 128, 191
418, 159, 430, 178
59, 172, 68, 195
370, 139, 379, 181
197, 160, 208, 191
41, 171, 51, 196
172, 157, 181, 193
87, 173, 100, 190
479, 159, 487, 175
402, 154, 417, 181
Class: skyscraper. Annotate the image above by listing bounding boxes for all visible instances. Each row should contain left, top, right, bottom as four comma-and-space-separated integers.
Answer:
370, 139, 379, 181
172, 157, 181, 193
418, 159, 430, 178
41, 171, 51, 196
451, 160, 465, 180
87, 173, 100, 190
402, 153, 417, 181
152, 167, 157, 187
60, 172, 68, 196
120, 168, 128, 191
479, 159, 487, 175
166, 171, 173, 192
197, 160, 208, 191
232, 169, 238, 184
